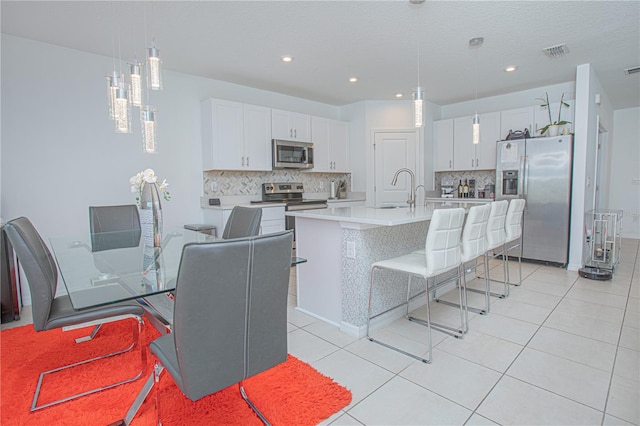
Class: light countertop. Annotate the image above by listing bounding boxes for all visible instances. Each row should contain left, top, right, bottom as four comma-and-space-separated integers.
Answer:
286, 202, 474, 227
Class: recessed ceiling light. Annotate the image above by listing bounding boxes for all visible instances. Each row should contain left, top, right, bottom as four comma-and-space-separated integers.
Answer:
395, 93, 404, 98
504, 66, 518, 72
281, 55, 294, 63
349, 76, 358, 83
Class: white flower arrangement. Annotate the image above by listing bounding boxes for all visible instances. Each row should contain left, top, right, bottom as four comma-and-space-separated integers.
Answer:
129, 168, 170, 206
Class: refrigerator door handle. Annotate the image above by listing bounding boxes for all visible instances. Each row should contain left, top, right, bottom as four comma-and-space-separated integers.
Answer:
519, 155, 525, 196
523, 155, 529, 196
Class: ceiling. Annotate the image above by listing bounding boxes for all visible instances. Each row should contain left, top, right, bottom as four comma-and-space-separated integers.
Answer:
2, 1, 639, 109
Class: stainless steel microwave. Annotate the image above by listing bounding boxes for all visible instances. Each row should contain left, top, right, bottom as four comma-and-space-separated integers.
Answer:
272, 139, 314, 169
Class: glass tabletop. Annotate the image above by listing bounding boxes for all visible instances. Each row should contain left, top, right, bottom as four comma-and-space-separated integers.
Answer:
50, 228, 216, 310
50, 229, 306, 312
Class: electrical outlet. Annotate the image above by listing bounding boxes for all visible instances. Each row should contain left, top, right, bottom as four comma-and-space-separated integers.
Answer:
211, 182, 218, 192
346, 241, 356, 259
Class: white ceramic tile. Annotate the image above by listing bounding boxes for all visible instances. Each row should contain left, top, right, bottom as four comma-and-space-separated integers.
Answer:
324, 412, 364, 425
573, 277, 631, 297
476, 375, 603, 425
528, 326, 617, 372
627, 297, 640, 314
566, 287, 629, 309
464, 413, 499, 425
528, 267, 579, 286
506, 347, 611, 410
624, 310, 640, 329
619, 325, 640, 351
303, 321, 359, 348
613, 346, 640, 382
436, 330, 523, 372
607, 375, 640, 425
544, 309, 623, 345
602, 414, 636, 426
287, 306, 318, 328
554, 298, 626, 323
287, 328, 340, 364
286, 322, 297, 333
312, 349, 394, 407
490, 298, 553, 325
468, 311, 539, 345
521, 277, 573, 297
400, 349, 502, 410
504, 286, 563, 309
343, 336, 417, 374
347, 376, 472, 426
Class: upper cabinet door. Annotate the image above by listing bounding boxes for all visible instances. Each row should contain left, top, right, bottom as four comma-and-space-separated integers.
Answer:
500, 106, 534, 140
328, 119, 349, 172
271, 109, 311, 142
311, 116, 330, 172
476, 111, 500, 170
453, 116, 475, 171
433, 119, 454, 171
202, 99, 243, 170
243, 104, 272, 171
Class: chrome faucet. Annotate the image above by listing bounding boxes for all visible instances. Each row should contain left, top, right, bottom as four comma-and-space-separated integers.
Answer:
391, 168, 415, 208
415, 184, 427, 207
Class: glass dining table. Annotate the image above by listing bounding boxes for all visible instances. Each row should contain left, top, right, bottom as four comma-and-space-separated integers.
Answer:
50, 227, 305, 330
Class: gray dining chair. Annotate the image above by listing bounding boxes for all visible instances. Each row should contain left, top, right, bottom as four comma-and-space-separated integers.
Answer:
3, 217, 146, 411
222, 206, 262, 239
89, 204, 141, 251
147, 230, 294, 425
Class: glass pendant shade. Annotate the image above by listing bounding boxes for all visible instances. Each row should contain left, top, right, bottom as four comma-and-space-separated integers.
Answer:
141, 106, 158, 153
147, 46, 163, 91
129, 62, 143, 107
413, 87, 424, 128
114, 83, 132, 134
107, 72, 122, 120
472, 113, 480, 145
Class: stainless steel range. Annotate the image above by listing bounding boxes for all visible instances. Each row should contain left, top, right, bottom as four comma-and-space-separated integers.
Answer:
251, 182, 327, 240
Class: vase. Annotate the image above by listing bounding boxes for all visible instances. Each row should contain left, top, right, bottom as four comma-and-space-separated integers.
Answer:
139, 182, 163, 247
545, 125, 561, 137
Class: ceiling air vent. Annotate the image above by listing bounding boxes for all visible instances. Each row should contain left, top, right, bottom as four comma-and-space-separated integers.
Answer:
543, 43, 569, 58
624, 66, 640, 75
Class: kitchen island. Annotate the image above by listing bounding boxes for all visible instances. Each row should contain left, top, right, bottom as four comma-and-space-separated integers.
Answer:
287, 202, 476, 337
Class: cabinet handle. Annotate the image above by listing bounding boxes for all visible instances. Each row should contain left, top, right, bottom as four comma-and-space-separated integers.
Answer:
476, 159, 479, 167
472, 159, 474, 168
289, 129, 293, 138
449, 160, 452, 168
246, 156, 249, 167
241, 156, 245, 167
294, 129, 297, 138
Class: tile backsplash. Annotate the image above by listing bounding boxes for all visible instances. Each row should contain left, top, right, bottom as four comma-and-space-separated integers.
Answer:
203, 170, 351, 197
435, 170, 495, 192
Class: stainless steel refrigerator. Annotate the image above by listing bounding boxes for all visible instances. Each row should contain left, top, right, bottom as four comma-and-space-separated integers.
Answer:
496, 135, 573, 266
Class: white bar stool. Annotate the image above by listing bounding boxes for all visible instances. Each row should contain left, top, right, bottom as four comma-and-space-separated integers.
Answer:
366, 208, 465, 364
503, 199, 526, 286
436, 203, 492, 316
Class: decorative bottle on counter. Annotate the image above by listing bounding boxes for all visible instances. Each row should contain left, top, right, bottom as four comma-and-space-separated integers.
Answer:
463, 179, 469, 198
457, 180, 463, 198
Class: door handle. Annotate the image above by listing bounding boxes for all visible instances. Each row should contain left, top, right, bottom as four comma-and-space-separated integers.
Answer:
518, 155, 524, 195
523, 155, 529, 196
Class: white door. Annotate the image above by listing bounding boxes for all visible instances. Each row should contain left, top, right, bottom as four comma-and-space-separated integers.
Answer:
374, 131, 418, 206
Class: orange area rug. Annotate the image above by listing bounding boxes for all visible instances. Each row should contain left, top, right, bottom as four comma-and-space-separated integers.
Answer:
1, 321, 352, 425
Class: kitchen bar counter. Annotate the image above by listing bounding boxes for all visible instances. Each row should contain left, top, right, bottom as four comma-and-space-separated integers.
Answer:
289, 203, 470, 337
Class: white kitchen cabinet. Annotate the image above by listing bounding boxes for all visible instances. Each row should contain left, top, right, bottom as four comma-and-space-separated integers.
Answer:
311, 116, 350, 172
433, 118, 454, 171
202, 205, 285, 236
201, 99, 272, 171
500, 106, 535, 140
533, 101, 574, 137
476, 111, 500, 169
271, 109, 311, 142
453, 116, 475, 170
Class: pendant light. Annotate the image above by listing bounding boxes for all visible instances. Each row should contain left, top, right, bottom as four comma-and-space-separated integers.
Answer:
129, 61, 143, 107
114, 82, 132, 134
411, 0, 425, 128
147, 42, 163, 91
469, 37, 484, 144
141, 106, 157, 153
106, 71, 121, 120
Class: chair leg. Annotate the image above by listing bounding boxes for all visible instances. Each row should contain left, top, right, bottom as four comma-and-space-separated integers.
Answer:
470, 252, 508, 299
240, 382, 271, 426
154, 363, 164, 426
437, 259, 487, 316
74, 323, 103, 343
31, 317, 145, 412
483, 253, 491, 314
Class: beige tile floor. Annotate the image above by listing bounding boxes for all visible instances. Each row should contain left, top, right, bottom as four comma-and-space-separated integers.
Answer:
4, 239, 639, 425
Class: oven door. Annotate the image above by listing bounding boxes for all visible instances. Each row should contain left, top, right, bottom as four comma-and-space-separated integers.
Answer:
272, 140, 314, 169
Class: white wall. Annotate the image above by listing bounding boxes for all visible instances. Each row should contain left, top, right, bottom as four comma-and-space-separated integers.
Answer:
0, 35, 340, 303
609, 107, 640, 239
